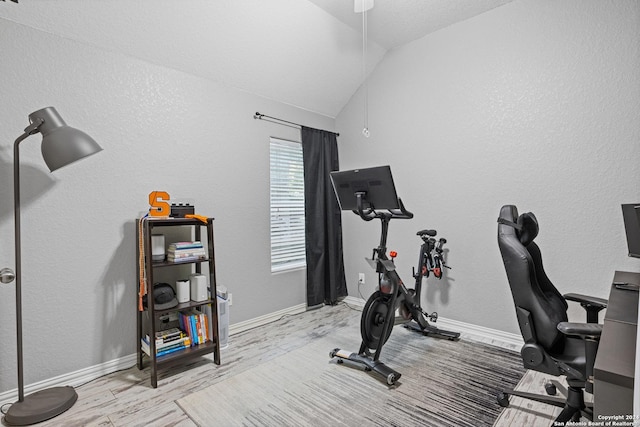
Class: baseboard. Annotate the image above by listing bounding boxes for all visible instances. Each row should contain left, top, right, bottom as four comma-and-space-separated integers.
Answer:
0, 353, 137, 406
0, 303, 309, 405
342, 296, 523, 350
435, 317, 524, 349
229, 303, 307, 336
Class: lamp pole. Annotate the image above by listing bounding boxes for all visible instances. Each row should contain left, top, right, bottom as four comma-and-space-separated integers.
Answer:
12, 120, 42, 402
1, 107, 102, 426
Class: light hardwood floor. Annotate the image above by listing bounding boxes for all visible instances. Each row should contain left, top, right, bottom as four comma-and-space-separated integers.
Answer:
5, 304, 359, 426
493, 371, 583, 427
1, 303, 564, 427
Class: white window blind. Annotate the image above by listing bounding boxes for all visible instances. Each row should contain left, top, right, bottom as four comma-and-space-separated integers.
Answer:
270, 138, 306, 272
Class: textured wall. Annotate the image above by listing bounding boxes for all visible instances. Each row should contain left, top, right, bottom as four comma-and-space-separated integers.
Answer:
0, 20, 333, 393
0, 0, 387, 118
336, 0, 640, 333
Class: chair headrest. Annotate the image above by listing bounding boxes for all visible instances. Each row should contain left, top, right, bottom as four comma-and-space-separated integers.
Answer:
517, 212, 538, 246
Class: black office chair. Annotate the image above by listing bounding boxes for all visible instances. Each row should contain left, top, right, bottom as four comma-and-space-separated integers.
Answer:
496, 205, 607, 424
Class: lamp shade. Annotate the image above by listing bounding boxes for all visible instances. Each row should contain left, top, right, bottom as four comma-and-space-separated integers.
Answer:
29, 107, 103, 172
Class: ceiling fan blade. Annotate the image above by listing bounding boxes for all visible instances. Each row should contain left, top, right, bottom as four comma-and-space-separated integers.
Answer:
354, 0, 374, 13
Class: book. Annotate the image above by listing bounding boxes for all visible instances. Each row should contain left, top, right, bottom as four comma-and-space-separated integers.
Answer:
168, 247, 205, 254
191, 314, 199, 345
168, 256, 206, 264
168, 242, 204, 250
168, 253, 206, 261
148, 334, 189, 349
168, 250, 206, 257
157, 333, 186, 345
170, 241, 203, 247
179, 309, 209, 346
145, 334, 190, 347
157, 339, 189, 352
167, 241, 206, 263
178, 312, 193, 345
203, 304, 214, 342
204, 309, 211, 342
155, 327, 182, 341
156, 345, 187, 357
141, 337, 190, 357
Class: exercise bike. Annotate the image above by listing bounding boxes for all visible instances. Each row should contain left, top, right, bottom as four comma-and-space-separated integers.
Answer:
329, 166, 459, 386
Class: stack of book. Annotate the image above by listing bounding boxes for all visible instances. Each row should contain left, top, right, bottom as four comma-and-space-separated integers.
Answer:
179, 308, 211, 346
167, 241, 206, 262
141, 327, 191, 357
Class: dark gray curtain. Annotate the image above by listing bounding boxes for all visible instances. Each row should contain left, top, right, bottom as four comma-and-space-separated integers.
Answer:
301, 126, 347, 306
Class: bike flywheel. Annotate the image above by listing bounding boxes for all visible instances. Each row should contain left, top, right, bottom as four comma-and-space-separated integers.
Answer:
360, 291, 395, 350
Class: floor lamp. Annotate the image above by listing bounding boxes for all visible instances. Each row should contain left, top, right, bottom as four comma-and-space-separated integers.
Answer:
0, 107, 103, 426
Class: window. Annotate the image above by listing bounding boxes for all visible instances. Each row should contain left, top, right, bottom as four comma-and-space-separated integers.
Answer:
270, 138, 305, 272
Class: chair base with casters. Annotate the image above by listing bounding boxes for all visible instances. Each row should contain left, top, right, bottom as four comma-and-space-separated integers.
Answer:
498, 380, 593, 423
496, 205, 607, 425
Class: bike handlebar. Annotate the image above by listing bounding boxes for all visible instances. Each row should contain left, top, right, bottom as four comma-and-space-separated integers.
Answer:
353, 192, 413, 221
388, 198, 414, 219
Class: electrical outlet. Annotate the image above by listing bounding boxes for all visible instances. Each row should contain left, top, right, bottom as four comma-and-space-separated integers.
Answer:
228, 293, 232, 306
358, 273, 365, 285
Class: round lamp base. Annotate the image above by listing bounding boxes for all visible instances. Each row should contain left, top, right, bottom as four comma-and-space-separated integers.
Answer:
4, 386, 77, 426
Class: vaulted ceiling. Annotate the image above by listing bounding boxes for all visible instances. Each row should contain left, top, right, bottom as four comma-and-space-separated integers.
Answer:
0, 0, 514, 117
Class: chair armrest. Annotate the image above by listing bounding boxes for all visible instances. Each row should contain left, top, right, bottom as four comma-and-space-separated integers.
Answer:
557, 322, 602, 339
564, 293, 607, 309
557, 321, 602, 394
564, 293, 607, 323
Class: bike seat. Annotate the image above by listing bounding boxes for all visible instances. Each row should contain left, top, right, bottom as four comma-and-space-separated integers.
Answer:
416, 229, 437, 237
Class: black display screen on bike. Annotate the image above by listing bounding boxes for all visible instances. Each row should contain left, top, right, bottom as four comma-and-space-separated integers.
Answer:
330, 165, 400, 211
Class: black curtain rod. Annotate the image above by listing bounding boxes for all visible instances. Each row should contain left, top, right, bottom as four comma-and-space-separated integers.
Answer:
253, 112, 339, 137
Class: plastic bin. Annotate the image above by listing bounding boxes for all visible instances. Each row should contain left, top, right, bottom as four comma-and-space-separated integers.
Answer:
217, 288, 229, 349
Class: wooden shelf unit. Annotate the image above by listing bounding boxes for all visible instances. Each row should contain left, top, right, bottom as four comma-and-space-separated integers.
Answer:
136, 217, 220, 388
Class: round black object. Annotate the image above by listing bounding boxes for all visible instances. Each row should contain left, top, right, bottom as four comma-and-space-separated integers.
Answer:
521, 343, 544, 367
497, 392, 510, 407
545, 382, 557, 396
360, 291, 394, 351
143, 282, 178, 310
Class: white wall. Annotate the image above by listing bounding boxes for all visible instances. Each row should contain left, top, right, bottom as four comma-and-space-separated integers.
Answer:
1, 0, 638, 397
0, 0, 388, 118
0, 19, 333, 393
336, 0, 640, 334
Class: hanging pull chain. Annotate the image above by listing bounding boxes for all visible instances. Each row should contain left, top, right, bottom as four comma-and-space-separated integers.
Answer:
362, 2, 370, 138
